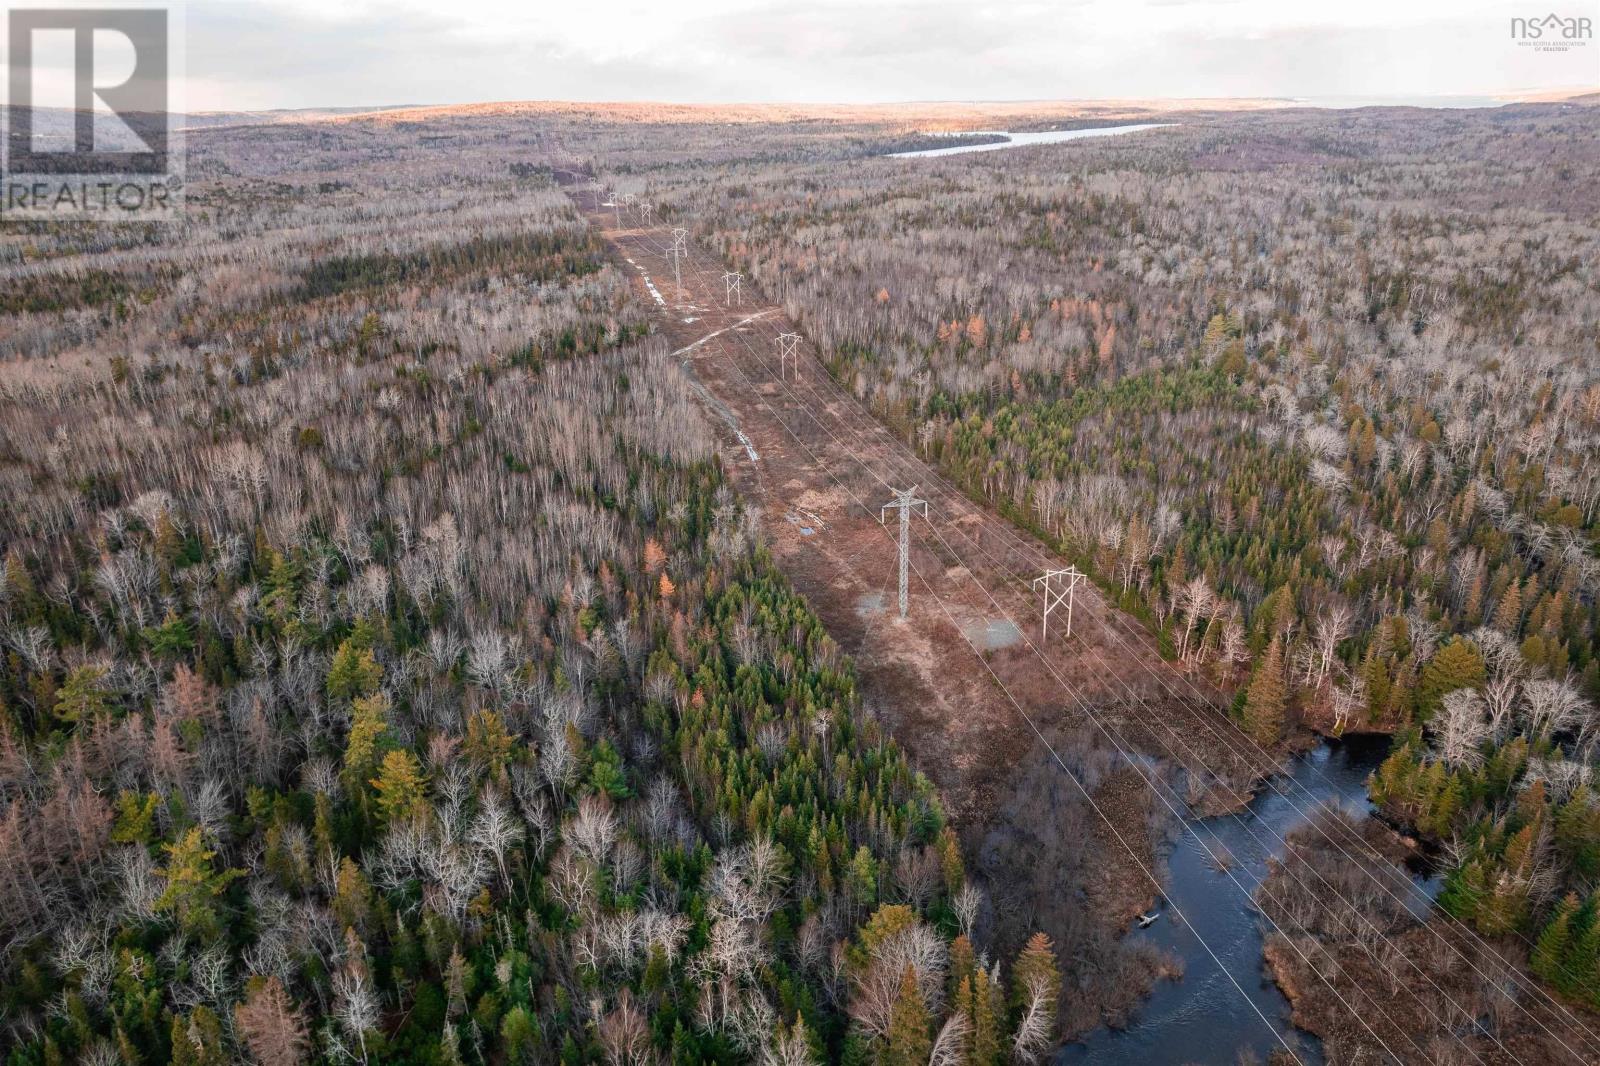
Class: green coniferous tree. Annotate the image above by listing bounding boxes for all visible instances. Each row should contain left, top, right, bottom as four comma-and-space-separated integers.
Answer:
327, 637, 383, 703
371, 749, 429, 825
1417, 638, 1486, 718
1554, 787, 1600, 879
1532, 894, 1579, 991
342, 691, 391, 791
967, 971, 1004, 1066
1009, 932, 1060, 1017
154, 829, 243, 941
1568, 896, 1600, 1006
883, 966, 932, 1066
54, 665, 112, 724
169, 1007, 229, 1066
1242, 634, 1288, 746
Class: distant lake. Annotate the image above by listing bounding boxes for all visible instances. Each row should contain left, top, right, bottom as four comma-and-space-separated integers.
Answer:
888, 123, 1176, 158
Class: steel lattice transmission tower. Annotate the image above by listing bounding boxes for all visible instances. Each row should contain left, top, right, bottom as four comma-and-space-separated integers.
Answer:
880, 487, 930, 618
1034, 565, 1087, 640
670, 228, 688, 292
777, 332, 802, 379
722, 271, 743, 306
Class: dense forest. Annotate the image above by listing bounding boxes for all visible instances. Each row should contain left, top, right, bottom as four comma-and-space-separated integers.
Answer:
4, 95, 1598, 1064
585, 101, 1600, 1035
0, 117, 1062, 1065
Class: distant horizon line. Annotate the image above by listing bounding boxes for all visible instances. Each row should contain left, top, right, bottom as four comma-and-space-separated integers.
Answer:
11, 86, 1593, 121
180, 86, 1591, 115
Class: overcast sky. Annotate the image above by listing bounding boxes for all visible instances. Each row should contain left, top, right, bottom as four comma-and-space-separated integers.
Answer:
176, 0, 1597, 110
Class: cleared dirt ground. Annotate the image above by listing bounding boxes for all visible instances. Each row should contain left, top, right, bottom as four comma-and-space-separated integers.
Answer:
561, 176, 1292, 1033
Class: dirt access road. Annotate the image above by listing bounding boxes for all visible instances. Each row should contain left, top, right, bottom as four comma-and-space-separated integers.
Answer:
561, 176, 1286, 1031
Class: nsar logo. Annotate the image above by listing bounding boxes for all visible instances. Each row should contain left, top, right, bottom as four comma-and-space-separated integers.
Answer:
1510, 12, 1593, 51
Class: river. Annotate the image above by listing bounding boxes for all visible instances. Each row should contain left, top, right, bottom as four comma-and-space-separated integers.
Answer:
1058, 735, 1438, 1065
887, 124, 1175, 158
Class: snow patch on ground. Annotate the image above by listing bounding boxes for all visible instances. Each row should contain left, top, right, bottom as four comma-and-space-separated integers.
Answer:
626, 259, 667, 307
736, 431, 759, 463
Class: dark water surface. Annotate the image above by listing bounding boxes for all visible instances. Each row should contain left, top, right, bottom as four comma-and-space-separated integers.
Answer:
1058, 736, 1427, 1066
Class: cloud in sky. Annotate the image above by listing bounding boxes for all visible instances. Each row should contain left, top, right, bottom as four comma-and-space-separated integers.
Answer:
181, 0, 1599, 110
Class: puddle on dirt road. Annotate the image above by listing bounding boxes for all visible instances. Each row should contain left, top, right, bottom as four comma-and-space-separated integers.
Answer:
1057, 736, 1436, 1066
960, 617, 1023, 650
785, 510, 824, 536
